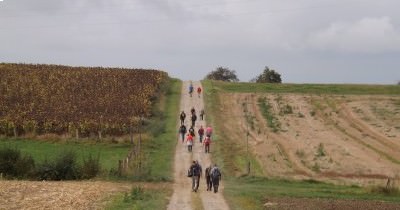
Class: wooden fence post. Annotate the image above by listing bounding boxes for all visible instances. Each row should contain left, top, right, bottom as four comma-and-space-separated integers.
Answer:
13, 127, 17, 138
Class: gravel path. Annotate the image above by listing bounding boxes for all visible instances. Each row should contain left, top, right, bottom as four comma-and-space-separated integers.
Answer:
167, 81, 230, 210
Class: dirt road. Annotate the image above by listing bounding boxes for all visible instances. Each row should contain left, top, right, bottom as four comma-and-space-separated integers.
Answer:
167, 81, 230, 210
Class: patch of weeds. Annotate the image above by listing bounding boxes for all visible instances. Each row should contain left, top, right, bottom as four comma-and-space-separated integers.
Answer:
312, 162, 320, 172
310, 110, 316, 117
124, 186, 146, 202
297, 112, 305, 118
258, 97, 281, 132
280, 104, 293, 115
316, 143, 326, 157
371, 185, 400, 196
295, 149, 305, 158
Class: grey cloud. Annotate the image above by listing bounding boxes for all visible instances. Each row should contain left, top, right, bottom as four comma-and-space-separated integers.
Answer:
1, 0, 399, 84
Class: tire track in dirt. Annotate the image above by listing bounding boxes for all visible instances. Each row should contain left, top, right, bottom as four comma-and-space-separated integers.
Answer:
341, 103, 400, 153
328, 103, 400, 165
167, 81, 230, 210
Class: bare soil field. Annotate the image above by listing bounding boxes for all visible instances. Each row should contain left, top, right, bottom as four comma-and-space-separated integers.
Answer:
0, 180, 146, 210
218, 93, 400, 186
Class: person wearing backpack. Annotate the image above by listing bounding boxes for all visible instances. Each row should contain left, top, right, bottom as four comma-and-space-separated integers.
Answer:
189, 160, 202, 192
178, 124, 187, 143
189, 126, 195, 138
186, 134, 193, 152
191, 113, 197, 128
200, 109, 205, 121
198, 125, 204, 143
205, 165, 213, 191
204, 135, 211, 153
210, 164, 221, 193
179, 111, 186, 125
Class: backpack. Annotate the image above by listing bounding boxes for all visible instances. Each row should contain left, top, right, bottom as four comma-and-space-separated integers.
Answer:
180, 126, 186, 133
204, 136, 210, 145
192, 164, 200, 176
187, 169, 193, 177
180, 113, 186, 120
211, 167, 220, 179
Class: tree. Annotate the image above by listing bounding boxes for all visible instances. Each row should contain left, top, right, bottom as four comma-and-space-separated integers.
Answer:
254, 66, 282, 83
205, 67, 239, 82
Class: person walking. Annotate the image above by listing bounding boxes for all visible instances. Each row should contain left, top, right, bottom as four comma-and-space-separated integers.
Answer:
189, 126, 195, 138
186, 133, 193, 152
204, 135, 211, 153
198, 125, 204, 143
197, 86, 202, 98
205, 165, 213, 191
191, 113, 197, 128
206, 125, 213, 137
179, 124, 187, 143
200, 109, 205, 120
179, 111, 186, 125
189, 83, 194, 97
190, 107, 196, 116
210, 164, 221, 193
189, 160, 202, 192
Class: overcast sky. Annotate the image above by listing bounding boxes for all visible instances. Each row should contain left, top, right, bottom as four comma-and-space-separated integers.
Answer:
1, 0, 399, 84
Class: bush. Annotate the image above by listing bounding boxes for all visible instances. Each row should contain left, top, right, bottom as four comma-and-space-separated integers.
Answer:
36, 150, 80, 180
0, 147, 35, 179
81, 153, 101, 179
0, 147, 102, 180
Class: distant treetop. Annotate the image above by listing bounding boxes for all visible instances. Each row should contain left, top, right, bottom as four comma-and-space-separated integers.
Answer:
205, 67, 239, 82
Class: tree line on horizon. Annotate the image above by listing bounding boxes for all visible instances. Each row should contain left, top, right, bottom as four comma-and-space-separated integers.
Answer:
205, 66, 282, 83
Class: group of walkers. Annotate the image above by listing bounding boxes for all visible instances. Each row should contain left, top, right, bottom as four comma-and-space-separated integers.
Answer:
179, 106, 211, 153
179, 82, 222, 194
188, 160, 222, 193
189, 82, 202, 98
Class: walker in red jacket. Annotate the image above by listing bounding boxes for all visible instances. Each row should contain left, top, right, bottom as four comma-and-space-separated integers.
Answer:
204, 136, 211, 153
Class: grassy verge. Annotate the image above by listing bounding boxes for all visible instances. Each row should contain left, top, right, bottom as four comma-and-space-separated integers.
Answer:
140, 78, 181, 181
211, 80, 400, 95
106, 78, 181, 208
225, 177, 400, 210
105, 185, 171, 210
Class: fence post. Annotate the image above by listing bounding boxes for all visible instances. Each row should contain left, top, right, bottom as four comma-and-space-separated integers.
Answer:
75, 129, 79, 139
13, 127, 17, 138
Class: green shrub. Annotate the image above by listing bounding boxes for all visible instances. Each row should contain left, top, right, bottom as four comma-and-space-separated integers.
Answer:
36, 150, 80, 180
81, 153, 101, 179
0, 147, 35, 179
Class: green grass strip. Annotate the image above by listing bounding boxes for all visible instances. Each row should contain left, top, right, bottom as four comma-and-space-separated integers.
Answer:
208, 80, 400, 95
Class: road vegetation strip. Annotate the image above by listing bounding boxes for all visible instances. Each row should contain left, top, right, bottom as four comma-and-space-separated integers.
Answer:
105, 78, 181, 209
211, 80, 400, 95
